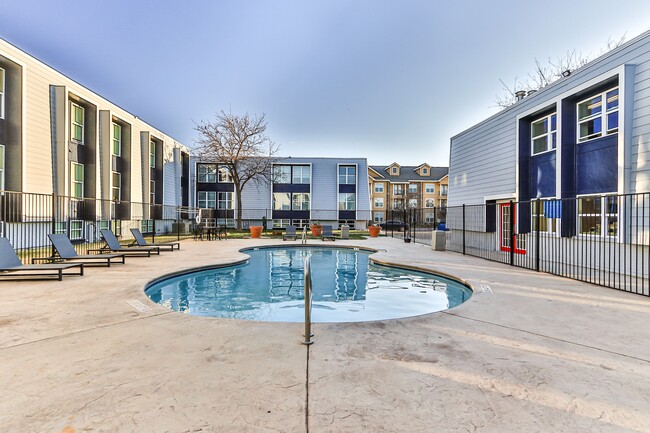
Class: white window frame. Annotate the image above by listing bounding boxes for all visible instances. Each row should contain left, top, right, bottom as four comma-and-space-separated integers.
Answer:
577, 194, 618, 238
338, 166, 356, 185
391, 167, 397, 174
71, 162, 84, 199
531, 113, 557, 155
150, 180, 155, 205
292, 165, 310, 184
531, 199, 558, 235
425, 213, 435, 223
408, 183, 418, 194
0, 67, 5, 120
374, 197, 384, 208
374, 183, 384, 193
291, 219, 309, 228
0, 144, 4, 191
71, 102, 85, 144
272, 219, 290, 229
373, 212, 384, 223
425, 198, 435, 208
577, 87, 619, 143
273, 165, 291, 184
218, 166, 233, 183
112, 122, 121, 157
218, 192, 233, 210
111, 171, 121, 201
273, 192, 291, 210
149, 140, 156, 168
141, 219, 154, 234
198, 191, 216, 208
408, 198, 418, 208
70, 220, 84, 241
440, 185, 448, 196
338, 192, 356, 211
425, 183, 435, 194
292, 192, 310, 211
197, 164, 217, 183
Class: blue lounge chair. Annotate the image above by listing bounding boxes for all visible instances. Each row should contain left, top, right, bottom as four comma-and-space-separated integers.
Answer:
283, 225, 297, 241
96, 229, 160, 257
45, 234, 125, 267
321, 225, 336, 241
0, 237, 83, 281
129, 228, 180, 251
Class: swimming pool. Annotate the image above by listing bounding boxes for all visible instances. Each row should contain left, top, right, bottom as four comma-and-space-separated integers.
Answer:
145, 246, 472, 322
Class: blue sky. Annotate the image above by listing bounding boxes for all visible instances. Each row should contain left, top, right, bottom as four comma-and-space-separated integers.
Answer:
1, 1, 649, 166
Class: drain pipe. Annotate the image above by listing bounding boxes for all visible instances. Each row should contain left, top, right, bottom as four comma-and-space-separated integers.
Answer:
303, 255, 314, 345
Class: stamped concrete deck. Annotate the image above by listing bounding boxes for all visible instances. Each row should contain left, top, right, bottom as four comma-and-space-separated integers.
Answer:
1, 237, 649, 433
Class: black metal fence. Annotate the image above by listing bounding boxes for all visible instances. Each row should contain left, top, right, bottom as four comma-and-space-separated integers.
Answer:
1, 190, 196, 264
381, 207, 448, 245
441, 193, 649, 296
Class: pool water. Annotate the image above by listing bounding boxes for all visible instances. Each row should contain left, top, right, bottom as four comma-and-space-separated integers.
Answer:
145, 247, 472, 322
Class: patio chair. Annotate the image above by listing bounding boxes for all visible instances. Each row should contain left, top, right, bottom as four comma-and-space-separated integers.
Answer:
283, 225, 297, 241
0, 237, 84, 281
321, 225, 336, 241
95, 229, 160, 257
44, 234, 126, 267
129, 228, 180, 251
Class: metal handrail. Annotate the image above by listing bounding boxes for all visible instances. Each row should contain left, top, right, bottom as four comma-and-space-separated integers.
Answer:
302, 255, 314, 345
301, 226, 307, 244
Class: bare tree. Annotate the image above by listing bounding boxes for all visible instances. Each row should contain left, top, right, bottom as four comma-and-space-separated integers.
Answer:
194, 111, 279, 229
495, 35, 626, 108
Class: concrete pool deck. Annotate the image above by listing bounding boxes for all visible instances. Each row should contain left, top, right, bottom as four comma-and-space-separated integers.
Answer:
1, 237, 649, 433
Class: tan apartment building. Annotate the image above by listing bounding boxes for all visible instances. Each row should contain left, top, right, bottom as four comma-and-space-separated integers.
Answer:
368, 163, 448, 224
0, 37, 190, 244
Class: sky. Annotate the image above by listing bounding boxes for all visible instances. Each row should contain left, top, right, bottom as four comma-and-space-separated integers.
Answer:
1, 1, 649, 167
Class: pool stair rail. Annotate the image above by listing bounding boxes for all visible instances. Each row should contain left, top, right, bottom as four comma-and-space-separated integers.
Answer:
301, 226, 307, 244
302, 255, 314, 345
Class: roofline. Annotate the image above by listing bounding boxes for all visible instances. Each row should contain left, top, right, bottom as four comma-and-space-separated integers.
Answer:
451, 27, 650, 141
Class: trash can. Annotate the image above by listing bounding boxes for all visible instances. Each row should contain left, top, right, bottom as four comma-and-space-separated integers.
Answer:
340, 224, 350, 239
431, 230, 446, 251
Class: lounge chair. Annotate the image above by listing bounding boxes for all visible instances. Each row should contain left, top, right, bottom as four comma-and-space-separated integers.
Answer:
129, 228, 180, 251
95, 229, 160, 257
283, 225, 297, 241
0, 237, 83, 281
44, 234, 126, 267
321, 225, 336, 241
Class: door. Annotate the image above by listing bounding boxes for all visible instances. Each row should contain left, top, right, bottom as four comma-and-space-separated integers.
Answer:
500, 203, 526, 254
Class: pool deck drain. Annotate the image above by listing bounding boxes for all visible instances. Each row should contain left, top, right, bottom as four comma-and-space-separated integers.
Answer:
1, 237, 649, 432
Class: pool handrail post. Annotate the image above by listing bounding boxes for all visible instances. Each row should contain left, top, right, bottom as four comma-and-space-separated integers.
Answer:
301, 226, 307, 244
303, 255, 314, 345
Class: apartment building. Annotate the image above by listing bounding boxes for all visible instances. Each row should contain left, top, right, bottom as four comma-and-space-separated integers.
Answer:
0, 37, 189, 243
191, 157, 372, 229
368, 163, 448, 224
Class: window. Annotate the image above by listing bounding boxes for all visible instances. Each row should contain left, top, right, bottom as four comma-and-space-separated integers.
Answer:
141, 219, 154, 234
425, 213, 435, 223
393, 184, 404, 195
531, 113, 557, 154
425, 184, 435, 194
71, 162, 84, 198
149, 140, 156, 168
292, 166, 310, 184
0, 67, 4, 119
440, 185, 448, 196
71, 103, 84, 144
408, 184, 418, 194
338, 166, 356, 185
54, 222, 66, 235
292, 193, 310, 210
532, 200, 559, 234
0, 144, 4, 191
111, 171, 121, 201
291, 219, 309, 228
273, 219, 290, 228
273, 165, 291, 183
408, 198, 418, 208
70, 220, 83, 240
218, 192, 233, 210
338, 193, 356, 210
374, 212, 384, 223
374, 183, 384, 193
391, 167, 397, 174
273, 192, 291, 210
578, 195, 618, 237
197, 164, 217, 183
218, 166, 233, 183
112, 123, 121, 157
425, 198, 435, 208
392, 199, 404, 209
150, 180, 155, 205
198, 191, 216, 208
423, 168, 428, 175
374, 197, 384, 208
577, 87, 618, 142
440, 199, 447, 207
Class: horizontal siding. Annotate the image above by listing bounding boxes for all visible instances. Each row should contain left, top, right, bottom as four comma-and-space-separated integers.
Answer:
450, 30, 650, 204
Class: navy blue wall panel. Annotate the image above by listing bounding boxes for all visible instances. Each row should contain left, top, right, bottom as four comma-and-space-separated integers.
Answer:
576, 135, 618, 194
530, 152, 556, 198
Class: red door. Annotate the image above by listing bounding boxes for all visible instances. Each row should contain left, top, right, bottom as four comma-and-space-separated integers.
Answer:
500, 203, 526, 254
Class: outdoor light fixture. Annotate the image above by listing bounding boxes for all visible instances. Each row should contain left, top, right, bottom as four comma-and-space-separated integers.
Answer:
562, 69, 571, 77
